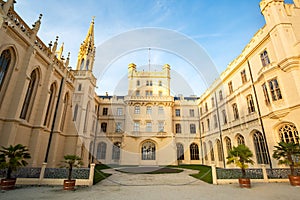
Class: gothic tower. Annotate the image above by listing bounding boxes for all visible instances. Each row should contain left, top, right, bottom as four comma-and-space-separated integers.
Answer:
76, 17, 96, 71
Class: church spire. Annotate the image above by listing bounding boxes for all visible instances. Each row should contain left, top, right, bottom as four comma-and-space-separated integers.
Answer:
76, 17, 96, 71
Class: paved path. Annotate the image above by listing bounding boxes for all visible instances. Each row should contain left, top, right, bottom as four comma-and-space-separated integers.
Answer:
1, 168, 300, 200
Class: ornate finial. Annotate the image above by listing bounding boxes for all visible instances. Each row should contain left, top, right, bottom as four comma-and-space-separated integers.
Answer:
52, 36, 59, 53
48, 41, 52, 49
32, 14, 42, 35
65, 52, 70, 67
56, 42, 64, 60
3, 0, 15, 15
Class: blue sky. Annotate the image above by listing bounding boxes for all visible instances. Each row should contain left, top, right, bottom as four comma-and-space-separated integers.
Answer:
14, 0, 294, 96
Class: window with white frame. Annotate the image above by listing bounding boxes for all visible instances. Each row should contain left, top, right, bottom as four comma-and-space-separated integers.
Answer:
175, 109, 180, 117
115, 122, 122, 132
146, 122, 152, 132
158, 106, 164, 115
134, 121, 140, 132
190, 124, 196, 134
247, 94, 255, 113
134, 106, 140, 114
189, 109, 195, 117
241, 69, 247, 84
146, 106, 152, 114
117, 108, 123, 116
232, 103, 239, 120
175, 123, 181, 133
158, 121, 164, 132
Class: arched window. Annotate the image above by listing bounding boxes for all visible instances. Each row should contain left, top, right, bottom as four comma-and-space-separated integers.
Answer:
190, 143, 199, 160
60, 93, 69, 131
278, 124, 299, 144
141, 141, 156, 160
0, 49, 11, 90
97, 142, 107, 160
80, 59, 85, 70
237, 134, 245, 145
224, 137, 232, 156
112, 142, 121, 160
176, 143, 184, 160
73, 104, 78, 121
20, 69, 39, 120
209, 141, 215, 161
44, 83, 56, 127
216, 139, 223, 162
83, 102, 90, 132
203, 142, 208, 161
253, 131, 269, 164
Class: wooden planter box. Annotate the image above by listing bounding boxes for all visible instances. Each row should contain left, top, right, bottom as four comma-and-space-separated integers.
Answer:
1, 179, 16, 190
288, 175, 300, 186
238, 178, 251, 188
63, 179, 76, 190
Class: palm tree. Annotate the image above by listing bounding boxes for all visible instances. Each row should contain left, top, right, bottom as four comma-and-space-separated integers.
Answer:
61, 155, 83, 180
272, 142, 300, 176
226, 144, 254, 178
0, 144, 31, 179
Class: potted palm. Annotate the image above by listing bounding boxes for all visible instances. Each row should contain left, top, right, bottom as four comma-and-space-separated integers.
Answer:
226, 144, 254, 188
0, 144, 31, 190
61, 154, 83, 190
272, 141, 300, 186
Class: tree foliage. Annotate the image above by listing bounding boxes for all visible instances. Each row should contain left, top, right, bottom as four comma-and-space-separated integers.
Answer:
226, 144, 254, 177
272, 142, 300, 176
0, 144, 31, 179
61, 155, 83, 180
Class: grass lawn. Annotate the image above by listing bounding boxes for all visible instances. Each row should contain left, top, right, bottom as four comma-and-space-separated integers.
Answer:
170, 165, 212, 184
93, 164, 112, 185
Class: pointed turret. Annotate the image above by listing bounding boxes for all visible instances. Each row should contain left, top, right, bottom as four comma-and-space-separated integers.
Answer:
76, 17, 96, 71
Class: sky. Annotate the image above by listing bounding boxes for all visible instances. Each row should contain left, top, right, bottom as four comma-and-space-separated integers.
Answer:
13, 0, 295, 96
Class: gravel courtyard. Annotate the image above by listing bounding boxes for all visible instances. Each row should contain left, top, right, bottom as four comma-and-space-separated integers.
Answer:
1, 168, 299, 200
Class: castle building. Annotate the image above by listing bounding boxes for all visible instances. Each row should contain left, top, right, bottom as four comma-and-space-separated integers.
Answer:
0, 0, 299, 169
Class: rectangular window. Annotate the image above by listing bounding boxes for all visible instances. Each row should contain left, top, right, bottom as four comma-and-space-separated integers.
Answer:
205, 103, 208, 112
260, 50, 270, 67
158, 121, 164, 132
101, 123, 107, 133
134, 106, 140, 114
201, 122, 204, 133
134, 121, 140, 132
136, 80, 140, 86
136, 90, 140, 96
207, 119, 210, 131
146, 122, 152, 132
146, 106, 152, 114
262, 83, 270, 105
268, 78, 282, 101
241, 69, 247, 84
146, 90, 153, 96
175, 123, 181, 133
228, 81, 233, 94
200, 107, 203, 116
189, 109, 195, 117
158, 106, 164, 115
117, 108, 123, 116
190, 124, 196, 134
175, 109, 181, 117
159, 81, 162, 86
116, 122, 122, 132
213, 114, 218, 128
159, 91, 163, 97
103, 108, 108, 116
211, 97, 215, 107
78, 84, 82, 91
146, 80, 153, 86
